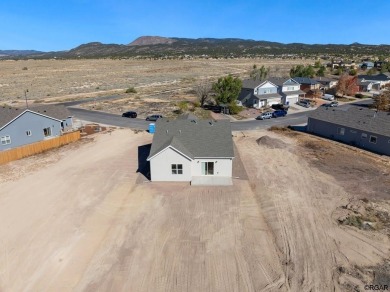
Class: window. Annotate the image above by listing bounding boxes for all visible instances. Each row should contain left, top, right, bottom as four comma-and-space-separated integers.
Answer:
201, 162, 214, 175
350, 130, 357, 134
43, 127, 52, 137
369, 136, 377, 144
264, 89, 271, 94
1, 135, 11, 145
171, 164, 183, 175
337, 127, 345, 135
26, 130, 32, 136
361, 133, 367, 139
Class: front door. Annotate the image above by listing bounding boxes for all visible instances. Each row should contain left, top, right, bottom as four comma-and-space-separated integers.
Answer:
201, 162, 214, 175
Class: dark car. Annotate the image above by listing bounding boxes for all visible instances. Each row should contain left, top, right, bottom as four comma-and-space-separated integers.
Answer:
271, 103, 289, 111
122, 111, 137, 118
322, 101, 339, 108
272, 110, 287, 118
146, 114, 163, 121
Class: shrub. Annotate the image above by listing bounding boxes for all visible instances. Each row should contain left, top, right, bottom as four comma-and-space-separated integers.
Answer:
125, 87, 137, 94
228, 103, 243, 115
22, 67, 28, 70
177, 101, 188, 111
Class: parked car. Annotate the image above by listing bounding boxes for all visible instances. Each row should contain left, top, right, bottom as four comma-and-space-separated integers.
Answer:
297, 100, 311, 108
256, 112, 273, 120
146, 114, 163, 121
122, 111, 137, 118
323, 94, 335, 101
272, 110, 287, 118
271, 103, 289, 111
322, 101, 339, 108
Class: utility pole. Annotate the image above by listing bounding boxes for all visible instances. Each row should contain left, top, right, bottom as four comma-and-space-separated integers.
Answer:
24, 89, 29, 108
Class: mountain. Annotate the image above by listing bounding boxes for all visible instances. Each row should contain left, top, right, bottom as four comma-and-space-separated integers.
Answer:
129, 36, 176, 46
1, 37, 390, 59
0, 50, 45, 57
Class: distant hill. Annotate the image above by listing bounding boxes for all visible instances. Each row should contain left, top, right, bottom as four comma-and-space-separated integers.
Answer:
0, 50, 45, 57
1, 37, 390, 59
129, 36, 176, 46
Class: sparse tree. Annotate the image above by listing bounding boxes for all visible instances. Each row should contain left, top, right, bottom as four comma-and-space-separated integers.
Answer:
195, 82, 212, 107
212, 75, 242, 105
336, 73, 358, 97
250, 64, 270, 80
290, 64, 315, 78
372, 91, 390, 111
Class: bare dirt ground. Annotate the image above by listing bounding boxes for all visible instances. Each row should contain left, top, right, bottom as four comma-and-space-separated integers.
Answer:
0, 58, 313, 118
0, 128, 389, 291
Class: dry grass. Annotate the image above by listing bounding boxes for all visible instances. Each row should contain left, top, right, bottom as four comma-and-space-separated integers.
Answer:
0, 58, 314, 117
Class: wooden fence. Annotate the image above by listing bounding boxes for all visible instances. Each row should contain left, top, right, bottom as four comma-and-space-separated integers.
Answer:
0, 131, 81, 165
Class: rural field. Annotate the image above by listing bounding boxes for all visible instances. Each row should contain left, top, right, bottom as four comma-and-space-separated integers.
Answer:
0, 58, 313, 117
0, 128, 389, 291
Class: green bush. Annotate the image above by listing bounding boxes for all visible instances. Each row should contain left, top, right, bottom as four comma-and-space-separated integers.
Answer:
228, 103, 243, 115
125, 87, 137, 93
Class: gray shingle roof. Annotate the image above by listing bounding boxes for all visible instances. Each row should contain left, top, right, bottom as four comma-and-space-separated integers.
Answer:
176, 113, 198, 120
308, 106, 390, 137
267, 77, 286, 86
0, 104, 72, 129
292, 77, 320, 85
283, 90, 306, 96
254, 93, 282, 99
242, 78, 264, 89
358, 74, 390, 82
28, 104, 72, 120
147, 118, 234, 160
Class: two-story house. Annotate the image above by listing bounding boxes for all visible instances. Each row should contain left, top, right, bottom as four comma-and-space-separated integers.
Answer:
292, 77, 321, 91
237, 79, 282, 108
268, 77, 305, 105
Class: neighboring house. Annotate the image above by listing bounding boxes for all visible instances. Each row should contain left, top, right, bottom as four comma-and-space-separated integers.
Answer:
329, 61, 356, 70
147, 117, 234, 185
237, 79, 282, 108
0, 105, 73, 151
292, 77, 321, 91
313, 77, 338, 90
267, 77, 306, 105
360, 61, 375, 70
357, 79, 380, 92
307, 106, 390, 156
357, 73, 390, 88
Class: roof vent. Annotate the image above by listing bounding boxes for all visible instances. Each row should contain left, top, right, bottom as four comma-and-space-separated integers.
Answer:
166, 129, 169, 134
191, 120, 197, 123
179, 130, 182, 134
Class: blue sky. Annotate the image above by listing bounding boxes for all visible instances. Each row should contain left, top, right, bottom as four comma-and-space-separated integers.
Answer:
1, 0, 390, 51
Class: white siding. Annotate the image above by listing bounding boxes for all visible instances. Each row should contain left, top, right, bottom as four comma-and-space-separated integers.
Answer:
191, 158, 232, 177
149, 147, 192, 181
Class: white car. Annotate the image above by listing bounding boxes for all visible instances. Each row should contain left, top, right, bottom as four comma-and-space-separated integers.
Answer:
323, 94, 335, 101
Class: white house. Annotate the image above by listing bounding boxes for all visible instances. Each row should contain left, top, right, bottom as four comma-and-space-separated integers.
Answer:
268, 77, 306, 105
237, 79, 282, 108
147, 117, 234, 185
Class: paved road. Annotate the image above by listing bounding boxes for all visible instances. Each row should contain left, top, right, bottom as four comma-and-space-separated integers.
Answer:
68, 98, 374, 131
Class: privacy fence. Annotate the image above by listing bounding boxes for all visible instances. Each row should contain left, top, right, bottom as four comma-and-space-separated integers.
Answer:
0, 131, 80, 165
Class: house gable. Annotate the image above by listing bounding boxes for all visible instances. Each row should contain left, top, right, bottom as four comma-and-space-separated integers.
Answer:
0, 110, 62, 132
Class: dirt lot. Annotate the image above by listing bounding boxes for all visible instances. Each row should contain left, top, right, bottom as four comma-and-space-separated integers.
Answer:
0, 58, 313, 118
0, 128, 389, 291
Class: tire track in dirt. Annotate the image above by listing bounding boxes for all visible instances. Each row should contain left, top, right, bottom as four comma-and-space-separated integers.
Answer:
235, 133, 348, 291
